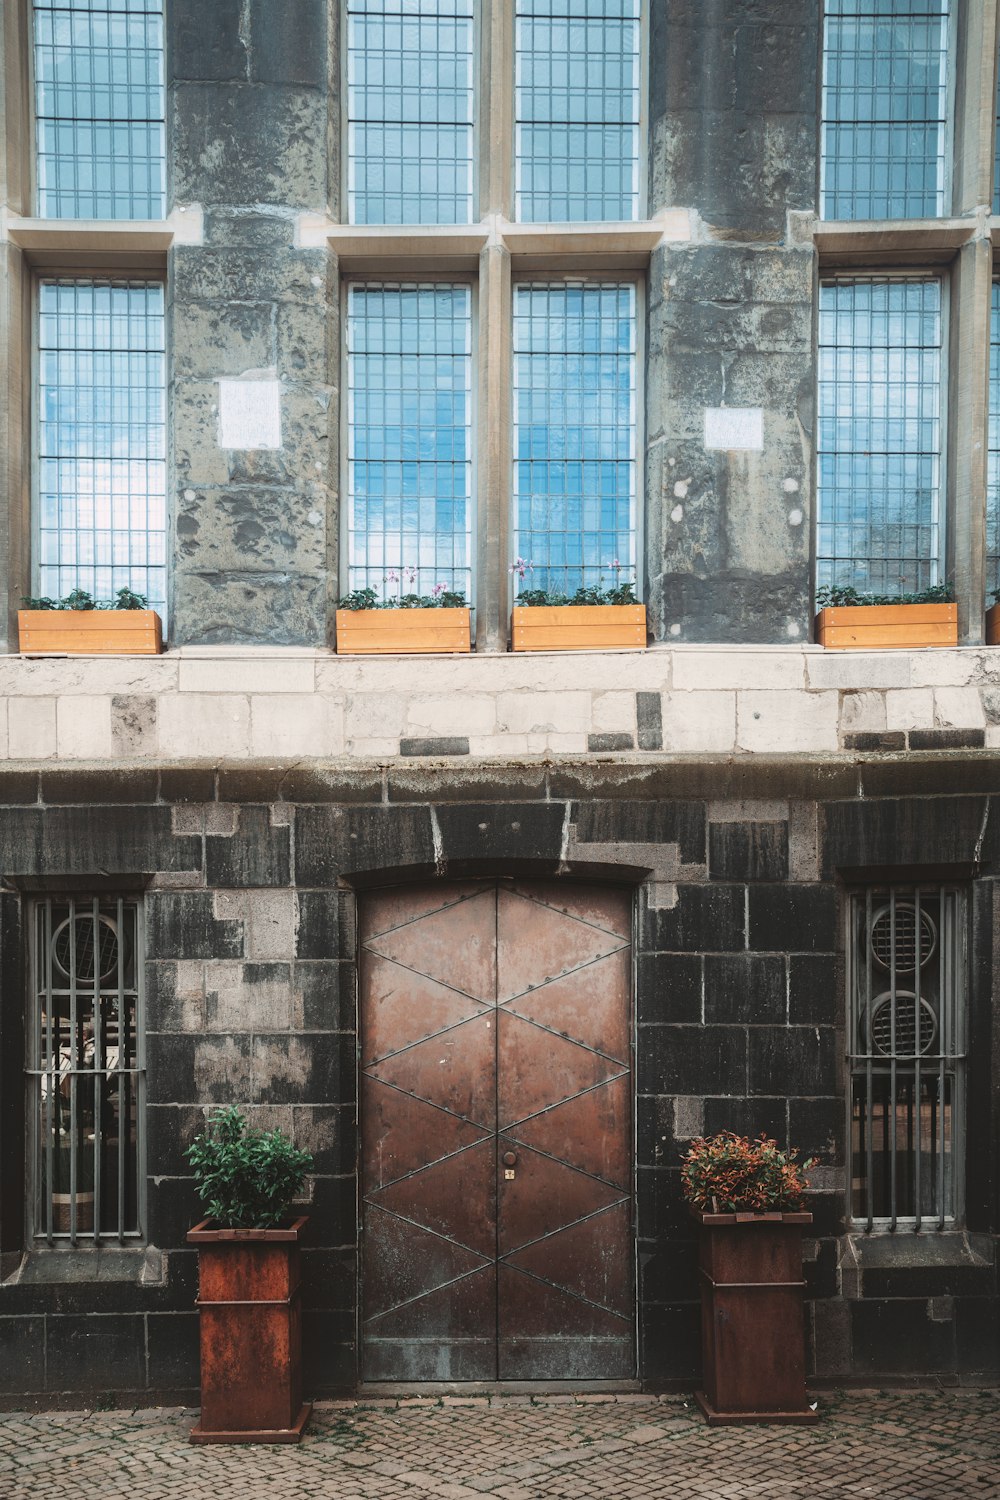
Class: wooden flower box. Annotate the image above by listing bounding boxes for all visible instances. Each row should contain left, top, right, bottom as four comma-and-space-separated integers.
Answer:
335, 607, 471, 655
816, 603, 957, 650
693, 1209, 817, 1426
18, 609, 163, 656
986, 604, 1000, 645
187, 1216, 310, 1445
511, 604, 646, 652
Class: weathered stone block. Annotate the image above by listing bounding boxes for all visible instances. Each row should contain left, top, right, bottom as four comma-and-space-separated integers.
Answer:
748, 883, 837, 952
704, 952, 785, 1023
636, 953, 703, 1023
171, 85, 327, 207
708, 821, 789, 881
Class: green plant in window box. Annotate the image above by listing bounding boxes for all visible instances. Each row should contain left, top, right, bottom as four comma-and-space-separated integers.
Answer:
335, 571, 472, 654
18, 588, 163, 655
815, 580, 957, 651
987, 587, 1000, 645
510, 559, 646, 651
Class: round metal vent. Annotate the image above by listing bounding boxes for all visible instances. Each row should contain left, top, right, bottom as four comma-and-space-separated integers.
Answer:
869, 902, 936, 973
868, 990, 938, 1056
51, 914, 121, 985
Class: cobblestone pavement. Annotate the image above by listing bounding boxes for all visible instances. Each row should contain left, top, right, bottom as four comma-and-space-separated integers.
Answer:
0, 1389, 997, 1500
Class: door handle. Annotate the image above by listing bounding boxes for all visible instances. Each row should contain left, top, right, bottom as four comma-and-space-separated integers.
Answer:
502, 1151, 517, 1167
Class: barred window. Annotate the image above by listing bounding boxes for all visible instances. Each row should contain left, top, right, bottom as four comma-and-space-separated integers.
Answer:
848, 887, 964, 1230
346, 282, 473, 600
515, 0, 641, 223
33, 0, 166, 220
29, 898, 145, 1244
512, 281, 638, 598
347, 0, 475, 225
821, 0, 950, 222
816, 277, 944, 596
36, 277, 167, 619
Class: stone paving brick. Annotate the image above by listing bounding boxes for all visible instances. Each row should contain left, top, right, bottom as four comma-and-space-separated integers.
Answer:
0, 1391, 997, 1500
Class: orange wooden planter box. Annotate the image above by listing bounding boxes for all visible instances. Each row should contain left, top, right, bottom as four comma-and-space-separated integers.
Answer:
335, 607, 471, 655
816, 603, 957, 650
512, 603, 646, 652
187, 1216, 310, 1445
18, 609, 163, 656
986, 603, 1000, 644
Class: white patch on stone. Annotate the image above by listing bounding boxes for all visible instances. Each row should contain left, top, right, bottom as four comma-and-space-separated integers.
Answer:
783, 477, 799, 492
673, 479, 689, 499
704, 407, 764, 451
184, 488, 196, 501
670, 504, 684, 523
310, 275, 323, 288
669, 623, 682, 637
307, 510, 322, 526
786, 620, 801, 638
218, 378, 282, 450
788, 508, 803, 526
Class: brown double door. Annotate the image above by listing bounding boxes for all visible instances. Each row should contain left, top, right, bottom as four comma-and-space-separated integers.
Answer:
360, 880, 634, 1382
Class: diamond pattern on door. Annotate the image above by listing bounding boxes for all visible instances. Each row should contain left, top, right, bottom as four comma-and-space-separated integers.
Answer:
361, 882, 633, 1382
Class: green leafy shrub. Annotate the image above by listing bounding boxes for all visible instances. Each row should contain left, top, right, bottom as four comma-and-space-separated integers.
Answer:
185, 1106, 313, 1229
21, 587, 150, 611
336, 583, 468, 610
816, 581, 954, 609
514, 581, 638, 607
680, 1132, 815, 1214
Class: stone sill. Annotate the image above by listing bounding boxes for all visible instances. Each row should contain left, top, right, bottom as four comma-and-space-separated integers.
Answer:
0, 205, 203, 267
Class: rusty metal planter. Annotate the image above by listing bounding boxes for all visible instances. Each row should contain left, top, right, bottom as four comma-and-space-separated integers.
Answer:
693, 1209, 818, 1426
187, 1217, 311, 1444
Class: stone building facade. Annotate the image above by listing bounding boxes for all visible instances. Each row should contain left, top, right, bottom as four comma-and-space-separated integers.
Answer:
0, 1, 998, 1403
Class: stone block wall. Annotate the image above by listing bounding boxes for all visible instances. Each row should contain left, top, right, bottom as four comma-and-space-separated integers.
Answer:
0, 762, 996, 1401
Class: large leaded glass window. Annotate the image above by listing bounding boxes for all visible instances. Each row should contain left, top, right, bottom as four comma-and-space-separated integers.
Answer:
988, 284, 1000, 595
848, 886, 964, 1229
29, 897, 144, 1244
347, 0, 474, 225
821, 0, 950, 221
512, 282, 637, 597
816, 278, 943, 595
346, 283, 473, 600
33, 0, 165, 220
515, 0, 641, 223
36, 279, 167, 617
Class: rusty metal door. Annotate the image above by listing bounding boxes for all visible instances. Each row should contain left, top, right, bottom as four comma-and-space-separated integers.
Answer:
360, 880, 633, 1382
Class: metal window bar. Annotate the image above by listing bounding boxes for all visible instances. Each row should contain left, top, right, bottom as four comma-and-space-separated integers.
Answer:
820, 0, 950, 222
28, 897, 144, 1243
36, 277, 167, 620
33, 0, 166, 220
816, 277, 944, 595
512, 281, 637, 598
848, 885, 964, 1229
515, 0, 641, 223
346, 282, 473, 600
347, 0, 475, 225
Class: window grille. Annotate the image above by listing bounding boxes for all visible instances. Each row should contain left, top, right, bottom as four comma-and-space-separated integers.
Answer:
989, 283, 1000, 596
821, 0, 950, 222
346, 283, 473, 600
512, 281, 637, 598
28, 898, 145, 1245
36, 277, 167, 619
33, 0, 166, 220
515, 0, 641, 223
347, 0, 474, 225
847, 886, 964, 1230
816, 277, 943, 595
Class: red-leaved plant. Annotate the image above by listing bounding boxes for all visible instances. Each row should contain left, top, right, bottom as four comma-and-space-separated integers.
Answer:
680, 1132, 816, 1214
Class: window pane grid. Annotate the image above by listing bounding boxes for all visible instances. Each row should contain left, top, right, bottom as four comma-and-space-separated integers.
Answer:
347, 0, 474, 225
816, 277, 943, 595
515, 1, 641, 223
346, 283, 473, 599
848, 886, 963, 1230
34, 0, 165, 220
512, 282, 637, 596
29, 897, 144, 1245
37, 278, 167, 618
821, 0, 950, 221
